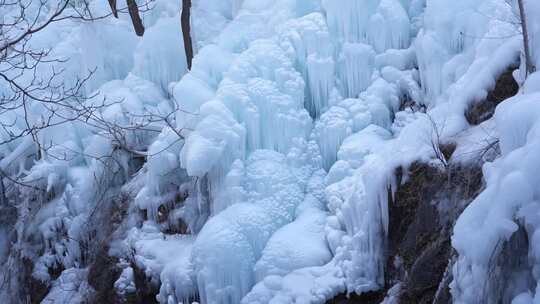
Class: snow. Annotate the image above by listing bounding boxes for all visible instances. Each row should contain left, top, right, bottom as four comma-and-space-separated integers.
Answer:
241, 263, 345, 304
254, 196, 331, 282
124, 224, 196, 304
41, 268, 92, 304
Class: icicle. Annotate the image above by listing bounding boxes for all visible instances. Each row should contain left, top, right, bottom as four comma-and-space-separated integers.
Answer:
337, 43, 376, 98
314, 106, 350, 171
306, 54, 334, 118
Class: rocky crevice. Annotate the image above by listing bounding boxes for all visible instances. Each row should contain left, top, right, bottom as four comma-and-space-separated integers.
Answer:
385, 161, 484, 304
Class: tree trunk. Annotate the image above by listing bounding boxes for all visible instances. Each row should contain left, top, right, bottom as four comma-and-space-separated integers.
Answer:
518, 0, 535, 77
181, 0, 194, 70
107, 0, 118, 18
0, 172, 6, 207
127, 0, 145, 36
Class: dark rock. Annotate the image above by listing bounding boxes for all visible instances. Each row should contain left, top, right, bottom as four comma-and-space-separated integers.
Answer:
386, 163, 483, 304
87, 247, 122, 304
326, 291, 385, 304
129, 262, 159, 304
465, 67, 519, 126
402, 237, 451, 304
22, 257, 51, 304
327, 162, 483, 304
487, 225, 535, 303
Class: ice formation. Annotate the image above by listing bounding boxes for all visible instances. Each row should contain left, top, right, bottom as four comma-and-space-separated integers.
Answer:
2, 0, 540, 303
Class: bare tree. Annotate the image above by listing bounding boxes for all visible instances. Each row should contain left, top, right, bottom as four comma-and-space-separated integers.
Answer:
471, 1, 535, 78
0, 1, 114, 150
0, 0, 157, 148
0, 1, 192, 302
517, 0, 536, 77
0, 0, 187, 200
108, 0, 119, 18
106, 0, 154, 36
181, 0, 194, 70
426, 114, 451, 169
126, 0, 145, 36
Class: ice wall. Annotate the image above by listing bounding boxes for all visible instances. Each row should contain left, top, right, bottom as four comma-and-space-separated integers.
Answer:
2, 0, 540, 303
142, 0, 430, 302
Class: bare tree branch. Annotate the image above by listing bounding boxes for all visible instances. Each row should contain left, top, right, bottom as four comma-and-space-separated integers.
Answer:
181, 0, 193, 70
517, 0, 536, 77
127, 0, 145, 36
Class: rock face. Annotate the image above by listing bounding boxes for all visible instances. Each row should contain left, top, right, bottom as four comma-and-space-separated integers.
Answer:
465, 67, 519, 126
326, 61, 522, 304
386, 162, 483, 304
327, 161, 484, 304
327, 291, 385, 304
87, 248, 122, 304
